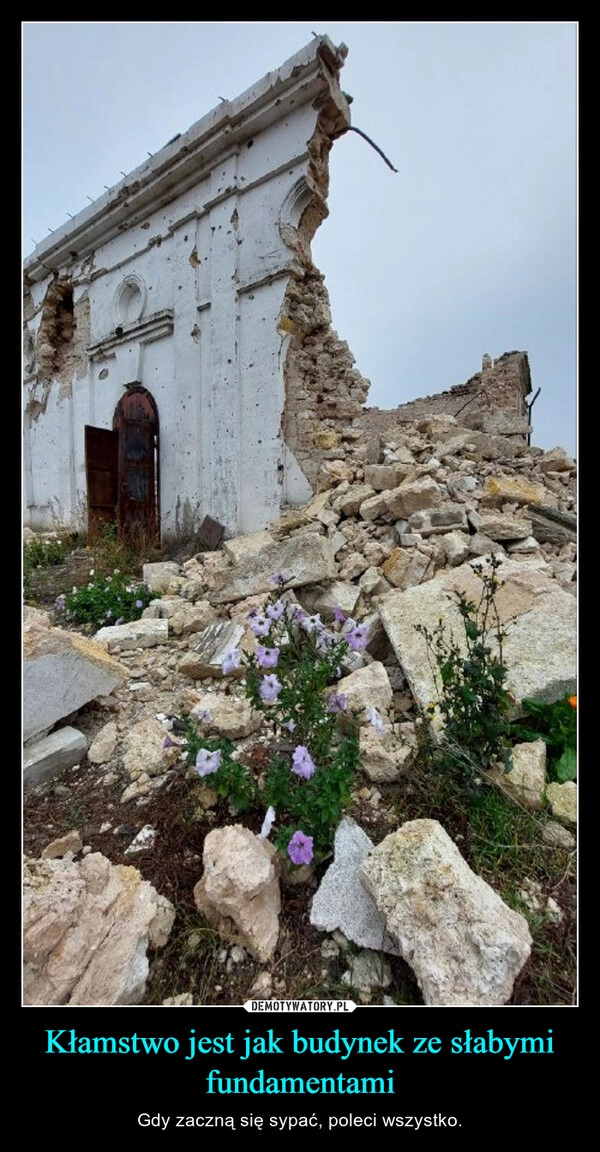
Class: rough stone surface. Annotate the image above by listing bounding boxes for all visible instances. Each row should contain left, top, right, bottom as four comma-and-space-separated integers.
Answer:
23, 852, 175, 1005
142, 562, 181, 594
179, 622, 245, 679
122, 718, 173, 783
87, 721, 118, 765
95, 618, 169, 652
341, 949, 392, 993
188, 692, 263, 740
360, 819, 533, 1006
334, 662, 393, 720
484, 740, 547, 810
310, 819, 400, 954
379, 558, 576, 723
546, 781, 577, 827
209, 534, 336, 604
23, 726, 88, 789
23, 618, 126, 742
193, 825, 281, 962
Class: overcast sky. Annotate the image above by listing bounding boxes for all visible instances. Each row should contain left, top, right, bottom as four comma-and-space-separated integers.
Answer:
22, 21, 578, 458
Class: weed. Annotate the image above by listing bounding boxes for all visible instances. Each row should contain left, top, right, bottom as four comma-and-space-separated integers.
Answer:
56, 568, 152, 631
415, 554, 513, 787
23, 534, 72, 601
511, 694, 577, 783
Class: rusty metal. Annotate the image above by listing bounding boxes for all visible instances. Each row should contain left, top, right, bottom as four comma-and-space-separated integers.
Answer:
113, 387, 160, 545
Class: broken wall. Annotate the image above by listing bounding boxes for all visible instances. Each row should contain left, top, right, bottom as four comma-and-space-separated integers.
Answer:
22, 37, 359, 541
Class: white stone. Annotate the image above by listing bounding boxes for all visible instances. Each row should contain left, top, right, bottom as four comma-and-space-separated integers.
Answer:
360, 819, 532, 1006
546, 781, 577, 827
23, 619, 126, 742
23, 726, 88, 788
95, 618, 169, 652
23, 852, 175, 1005
310, 818, 400, 954
193, 825, 281, 962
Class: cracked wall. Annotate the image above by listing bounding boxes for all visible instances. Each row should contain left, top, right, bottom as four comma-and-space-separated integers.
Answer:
279, 84, 370, 494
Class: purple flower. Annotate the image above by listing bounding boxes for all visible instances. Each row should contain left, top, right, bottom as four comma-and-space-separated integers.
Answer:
259, 674, 282, 703
192, 706, 213, 724
332, 605, 347, 623
115, 617, 124, 626
163, 735, 174, 749
259, 806, 276, 840
222, 648, 242, 674
283, 718, 296, 732
328, 692, 347, 713
195, 748, 222, 777
346, 623, 369, 651
366, 706, 384, 734
301, 614, 323, 635
287, 830, 314, 866
54, 594, 66, 610
135, 599, 144, 609
316, 629, 336, 652
292, 745, 316, 779
248, 613, 271, 637
266, 599, 285, 621
271, 572, 287, 586
256, 645, 279, 669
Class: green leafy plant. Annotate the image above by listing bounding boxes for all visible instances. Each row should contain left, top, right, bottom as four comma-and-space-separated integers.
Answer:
56, 568, 153, 631
23, 535, 71, 601
415, 554, 513, 786
179, 580, 364, 865
511, 694, 577, 783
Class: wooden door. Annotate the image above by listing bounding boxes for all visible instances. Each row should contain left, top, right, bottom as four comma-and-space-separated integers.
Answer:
113, 388, 160, 545
84, 425, 118, 542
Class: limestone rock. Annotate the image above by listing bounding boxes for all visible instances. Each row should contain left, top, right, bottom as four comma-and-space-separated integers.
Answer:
333, 661, 393, 720
484, 740, 546, 810
95, 618, 169, 652
188, 692, 262, 740
194, 825, 281, 962
310, 818, 400, 954
87, 720, 118, 765
23, 726, 88, 789
142, 561, 181, 594
122, 718, 173, 782
209, 534, 336, 604
359, 723, 415, 783
546, 781, 577, 827
23, 618, 126, 742
379, 557, 576, 723
23, 851, 175, 1005
360, 819, 532, 1006
179, 621, 245, 679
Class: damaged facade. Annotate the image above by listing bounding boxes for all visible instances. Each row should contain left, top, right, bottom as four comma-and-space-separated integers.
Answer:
23, 36, 370, 543
23, 36, 535, 545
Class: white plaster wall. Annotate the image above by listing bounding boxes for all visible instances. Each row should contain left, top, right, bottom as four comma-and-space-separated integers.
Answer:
23, 37, 350, 540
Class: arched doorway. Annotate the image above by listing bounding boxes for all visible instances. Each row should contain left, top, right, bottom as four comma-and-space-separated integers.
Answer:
85, 385, 160, 545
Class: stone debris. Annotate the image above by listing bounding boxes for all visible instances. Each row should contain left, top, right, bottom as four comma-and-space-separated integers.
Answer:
23, 726, 88, 789
23, 851, 175, 1005
22, 386, 577, 1004
360, 819, 533, 1006
193, 825, 281, 963
310, 818, 400, 954
23, 617, 126, 741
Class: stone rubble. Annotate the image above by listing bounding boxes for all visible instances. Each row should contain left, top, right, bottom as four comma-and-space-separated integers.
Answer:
22, 419, 577, 1005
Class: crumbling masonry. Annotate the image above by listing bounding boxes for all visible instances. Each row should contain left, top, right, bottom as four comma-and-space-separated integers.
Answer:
23, 36, 533, 544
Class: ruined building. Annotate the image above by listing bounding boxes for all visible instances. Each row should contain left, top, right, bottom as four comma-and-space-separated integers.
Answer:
23, 36, 533, 545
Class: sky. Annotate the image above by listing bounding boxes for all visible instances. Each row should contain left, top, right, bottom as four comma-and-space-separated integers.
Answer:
22, 21, 578, 458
